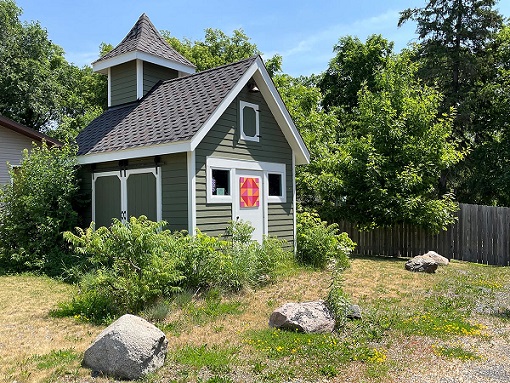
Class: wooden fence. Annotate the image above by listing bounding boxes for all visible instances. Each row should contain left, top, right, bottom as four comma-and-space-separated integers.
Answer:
337, 203, 510, 266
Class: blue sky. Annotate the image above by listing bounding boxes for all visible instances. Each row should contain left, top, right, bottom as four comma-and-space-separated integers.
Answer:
16, 0, 510, 77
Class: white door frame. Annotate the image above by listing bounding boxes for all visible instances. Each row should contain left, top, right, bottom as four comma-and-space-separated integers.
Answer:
233, 169, 265, 243
92, 167, 162, 224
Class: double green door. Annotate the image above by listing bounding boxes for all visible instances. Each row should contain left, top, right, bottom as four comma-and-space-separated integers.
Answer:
93, 168, 160, 228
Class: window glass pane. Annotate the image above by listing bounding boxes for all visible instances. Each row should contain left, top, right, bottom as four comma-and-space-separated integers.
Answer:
268, 173, 282, 196
212, 169, 230, 196
243, 106, 257, 137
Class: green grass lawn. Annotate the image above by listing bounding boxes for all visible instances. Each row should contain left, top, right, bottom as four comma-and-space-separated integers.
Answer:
2, 256, 510, 382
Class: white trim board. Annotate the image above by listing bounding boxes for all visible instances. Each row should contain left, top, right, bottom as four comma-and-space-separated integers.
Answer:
94, 51, 195, 75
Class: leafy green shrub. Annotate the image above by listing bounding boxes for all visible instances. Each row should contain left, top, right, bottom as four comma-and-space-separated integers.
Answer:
180, 220, 290, 291
296, 211, 356, 269
59, 217, 289, 322
0, 142, 79, 274
60, 216, 184, 323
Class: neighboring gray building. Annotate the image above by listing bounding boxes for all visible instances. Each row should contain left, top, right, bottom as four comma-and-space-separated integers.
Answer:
76, 14, 309, 245
0, 115, 61, 185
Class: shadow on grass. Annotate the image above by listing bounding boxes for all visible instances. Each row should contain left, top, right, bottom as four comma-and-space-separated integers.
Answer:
350, 254, 408, 263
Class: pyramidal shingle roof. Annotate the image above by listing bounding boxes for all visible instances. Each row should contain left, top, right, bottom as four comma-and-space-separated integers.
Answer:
93, 13, 195, 69
77, 56, 257, 156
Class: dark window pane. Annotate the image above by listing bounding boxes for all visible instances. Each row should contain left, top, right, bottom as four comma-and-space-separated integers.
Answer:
243, 106, 257, 137
212, 169, 230, 196
268, 173, 282, 197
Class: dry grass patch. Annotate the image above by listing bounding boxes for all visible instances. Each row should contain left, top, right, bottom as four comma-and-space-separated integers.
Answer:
2, 257, 510, 382
0, 274, 100, 382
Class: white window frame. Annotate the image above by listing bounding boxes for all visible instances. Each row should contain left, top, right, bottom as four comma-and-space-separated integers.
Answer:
206, 165, 233, 203
240, 100, 260, 142
267, 171, 286, 203
206, 157, 286, 204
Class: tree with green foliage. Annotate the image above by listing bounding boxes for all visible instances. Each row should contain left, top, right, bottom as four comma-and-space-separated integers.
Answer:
399, 0, 503, 203
0, 142, 79, 274
0, 0, 106, 135
162, 28, 260, 71
319, 35, 394, 113
311, 53, 464, 231
452, 23, 510, 205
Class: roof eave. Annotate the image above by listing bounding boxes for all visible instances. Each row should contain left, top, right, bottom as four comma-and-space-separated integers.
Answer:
93, 51, 196, 75
190, 57, 309, 165
0, 115, 62, 147
77, 140, 192, 165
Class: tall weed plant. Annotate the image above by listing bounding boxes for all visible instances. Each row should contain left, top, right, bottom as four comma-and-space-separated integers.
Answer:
296, 210, 356, 269
0, 142, 78, 274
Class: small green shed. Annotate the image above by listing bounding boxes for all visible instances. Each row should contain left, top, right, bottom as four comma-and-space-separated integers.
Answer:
76, 14, 309, 245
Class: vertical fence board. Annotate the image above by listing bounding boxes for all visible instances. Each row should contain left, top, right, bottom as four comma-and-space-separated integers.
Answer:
340, 203, 510, 265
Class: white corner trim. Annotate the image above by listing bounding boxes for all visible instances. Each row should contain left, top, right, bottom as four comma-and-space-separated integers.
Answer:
107, 67, 112, 107
77, 141, 191, 165
136, 59, 144, 99
187, 151, 197, 235
292, 151, 297, 254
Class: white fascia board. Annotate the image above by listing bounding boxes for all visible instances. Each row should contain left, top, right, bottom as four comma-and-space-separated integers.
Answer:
251, 58, 310, 165
189, 57, 310, 164
93, 51, 196, 75
189, 63, 259, 151
77, 141, 191, 165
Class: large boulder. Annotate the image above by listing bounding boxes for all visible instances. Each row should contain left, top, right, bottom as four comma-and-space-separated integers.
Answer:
405, 255, 438, 273
269, 301, 335, 333
423, 251, 449, 266
83, 314, 168, 380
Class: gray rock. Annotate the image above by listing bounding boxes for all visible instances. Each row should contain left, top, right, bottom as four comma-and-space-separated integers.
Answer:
83, 314, 168, 380
269, 301, 335, 333
405, 255, 438, 273
347, 304, 362, 320
423, 250, 449, 265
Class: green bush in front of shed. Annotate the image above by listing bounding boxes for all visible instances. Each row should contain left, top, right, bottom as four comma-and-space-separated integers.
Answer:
178, 220, 290, 292
61, 216, 185, 323
296, 210, 355, 269
60, 217, 291, 323
0, 142, 79, 275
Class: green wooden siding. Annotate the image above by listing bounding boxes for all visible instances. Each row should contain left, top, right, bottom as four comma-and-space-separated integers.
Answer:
161, 153, 189, 232
127, 173, 157, 221
143, 62, 178, 95
111, 61, 137, 106
195, 86, 294, 242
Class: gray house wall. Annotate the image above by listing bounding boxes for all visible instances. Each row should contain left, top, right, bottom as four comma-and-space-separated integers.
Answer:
195, 86, 294, 243
0, 126, 35, 185
111, 61, 137, 106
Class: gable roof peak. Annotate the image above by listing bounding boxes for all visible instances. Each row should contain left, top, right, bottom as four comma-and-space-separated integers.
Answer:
92, 13, 195, 72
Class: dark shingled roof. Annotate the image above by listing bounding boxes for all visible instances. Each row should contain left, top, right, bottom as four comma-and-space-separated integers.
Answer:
93, 13, 195, 69
77, 56, 257, 156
